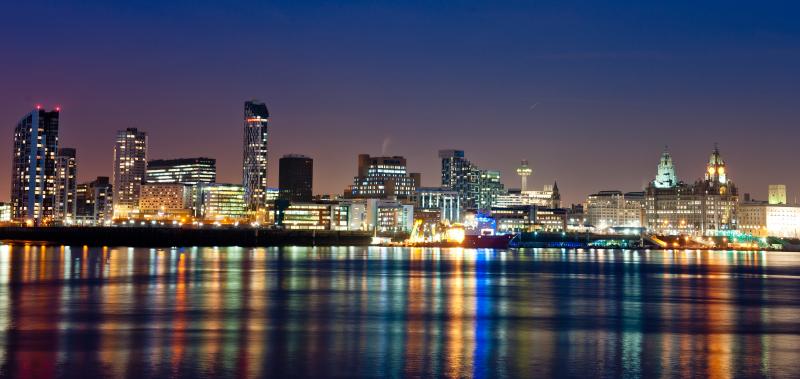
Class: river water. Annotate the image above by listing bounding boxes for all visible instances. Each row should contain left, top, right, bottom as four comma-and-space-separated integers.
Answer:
0, 245, 797, 378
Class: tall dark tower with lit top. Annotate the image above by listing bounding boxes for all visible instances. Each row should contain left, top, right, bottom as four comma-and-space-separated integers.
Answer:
243, 100, 270, 214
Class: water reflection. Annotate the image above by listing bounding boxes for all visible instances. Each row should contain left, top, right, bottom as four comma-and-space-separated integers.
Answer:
0, 245, 797, 378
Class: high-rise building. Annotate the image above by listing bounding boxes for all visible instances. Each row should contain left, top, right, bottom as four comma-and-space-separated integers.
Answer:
146, 158, 216, 185
645, 146, 738, 235
439, 149, 504, 210
768, 184, 787, 205
11, 107, 59, 223
346, 154, 419, 200
279, 154, 313, 202
242, 100, 270, 213
112, 128, 147, 218
76, 176, 113, 225
55, 148, 77, 223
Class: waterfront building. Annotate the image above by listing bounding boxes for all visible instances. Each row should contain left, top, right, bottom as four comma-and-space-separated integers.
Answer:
279, 154, 313, 202
197, 183, 247, 222
346, 154, 420, 200
75, 177, 113, 225
439, 149, 505, 210
0, 203, 10, 222
11, 107, 59, 223
138, 183, 193, 219
769, 184, 787, 205
112, 128, 147, 218
365, 199, 414, 233
145, 157, 216, 185
739, 200, 800, 238
242, 100, 270, 213
491, 205, 568, 233
332, 200, 367, 231
495, 184, 560, 208
414, 187, 460, 223
55, 148, 77, 223
585, 190, 644, 229
275, 202, 332, 230
644, 146, 738, 235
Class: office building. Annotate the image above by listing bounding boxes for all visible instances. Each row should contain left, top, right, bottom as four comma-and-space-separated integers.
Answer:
197, 183, 247, 221
112, 128, 147, 218
346, 154, 420, 200
138, 183, 193, 218
146, 157, 216, 185
242, 100, 270, 212
645, 146, 738, 235
279, 154, 313, 202
55, 148, 77, 223
332, 200, 367, 231
10, 107, 59, 223
364, 199, 414, 233
439, 149, 505, 210
768, 184, 787, 205
585, 190, 644, 229
76, 177, 113, 225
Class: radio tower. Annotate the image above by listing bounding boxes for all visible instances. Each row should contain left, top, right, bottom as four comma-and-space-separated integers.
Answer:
516, 160, 532, 192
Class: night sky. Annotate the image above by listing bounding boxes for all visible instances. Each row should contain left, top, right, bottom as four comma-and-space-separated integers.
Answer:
2, 0, 799, 205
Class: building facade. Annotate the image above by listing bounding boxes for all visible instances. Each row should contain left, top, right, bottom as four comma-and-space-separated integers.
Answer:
197, 183, 247, 222
439, 149, 506, 210
279, 154, 313, 202
112, 128, 147, 218
76, 177, 113, 225
138, 183, 193, 218
585, 190, 644, 229
146, 157, 216, 185
496, 184, 560, 209
242, 100, 270, 213
768, 184, 787, 205
645, 146, 738, 235
0, 203, 11, 222
11, 108, 59, 223
55, 147, 77, 223
739, 202, 800, 238
346, 154, 420, 200
414, 187, 461, 223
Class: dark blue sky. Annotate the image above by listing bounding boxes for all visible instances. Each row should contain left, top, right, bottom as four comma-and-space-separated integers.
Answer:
2, 0, 799, 204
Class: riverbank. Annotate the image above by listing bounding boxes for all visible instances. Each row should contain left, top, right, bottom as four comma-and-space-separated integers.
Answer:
0, 226, 373, 247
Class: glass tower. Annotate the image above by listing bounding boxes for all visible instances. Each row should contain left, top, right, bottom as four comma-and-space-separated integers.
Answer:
55, 147, 77, 223
11, 107, 59, 223
243, 101, 270, 213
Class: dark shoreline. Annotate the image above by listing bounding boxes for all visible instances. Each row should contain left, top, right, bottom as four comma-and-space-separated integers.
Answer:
0, 227, 373, 247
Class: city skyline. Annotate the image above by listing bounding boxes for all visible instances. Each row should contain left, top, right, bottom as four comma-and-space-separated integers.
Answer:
2, 1, 800, 205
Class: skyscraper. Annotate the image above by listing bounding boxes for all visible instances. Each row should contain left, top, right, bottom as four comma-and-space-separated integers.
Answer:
112, 128, 147, 218
10, 107, 59, 223
279, 154, 313, 202
242, 100, 270, 213
55, 147, 77, 223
